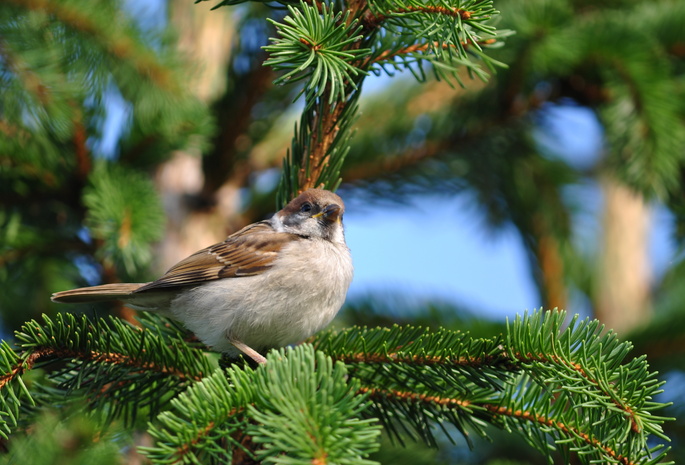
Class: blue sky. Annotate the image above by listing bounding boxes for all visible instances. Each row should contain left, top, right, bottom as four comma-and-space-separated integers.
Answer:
343, 193, 539, 318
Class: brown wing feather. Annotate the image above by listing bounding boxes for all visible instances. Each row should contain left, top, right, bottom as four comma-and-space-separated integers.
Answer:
135, 221, 299, 293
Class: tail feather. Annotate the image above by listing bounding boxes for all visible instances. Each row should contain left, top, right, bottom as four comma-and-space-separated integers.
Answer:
51, 283, 146, 304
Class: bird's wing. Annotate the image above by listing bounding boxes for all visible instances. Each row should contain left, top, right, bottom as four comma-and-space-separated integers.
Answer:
135, 221, 299, 292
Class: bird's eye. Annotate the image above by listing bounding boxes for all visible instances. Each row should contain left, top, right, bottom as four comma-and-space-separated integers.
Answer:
300, 202, 312, 213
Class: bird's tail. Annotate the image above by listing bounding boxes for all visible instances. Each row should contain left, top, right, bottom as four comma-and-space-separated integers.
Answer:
51, 283, 146, 304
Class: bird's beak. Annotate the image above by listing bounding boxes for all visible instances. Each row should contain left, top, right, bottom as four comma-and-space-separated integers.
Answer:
312, 204, 342, 223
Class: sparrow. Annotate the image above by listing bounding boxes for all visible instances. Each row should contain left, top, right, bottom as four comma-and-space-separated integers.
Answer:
51, 188, 353, 364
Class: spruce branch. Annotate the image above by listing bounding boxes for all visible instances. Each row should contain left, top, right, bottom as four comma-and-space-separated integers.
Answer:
0, 0, 214, 313
8, 0, 178, 92
499, 312, 672, 464
0, 409, 126, 465
310, 310, 672, 464
227, 0, 510, 203
313, 325, 512, 447
0, 342, 34, 438
0, 37, 52, 106
247, 347, 380, 465
142, 368, 253, 464
6, 313, 214, 425
0, 308, 672, 464
83, 162, 166, 274
142, 345, 381, 465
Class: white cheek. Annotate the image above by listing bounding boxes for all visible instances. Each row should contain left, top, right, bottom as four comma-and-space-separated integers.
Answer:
280, 218, 324, 238
271, 214, 285, 232
330, 223, 347, 245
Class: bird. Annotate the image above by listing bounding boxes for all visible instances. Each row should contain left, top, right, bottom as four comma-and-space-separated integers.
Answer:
51, 188, 353, 364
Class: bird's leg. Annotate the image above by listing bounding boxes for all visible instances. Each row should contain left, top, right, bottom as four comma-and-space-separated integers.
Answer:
229, 338, 267, 364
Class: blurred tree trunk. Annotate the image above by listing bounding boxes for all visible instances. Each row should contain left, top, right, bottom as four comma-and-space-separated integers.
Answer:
155, 1, 237, 272
535, 228, 568, 311
595, 175, 652, 334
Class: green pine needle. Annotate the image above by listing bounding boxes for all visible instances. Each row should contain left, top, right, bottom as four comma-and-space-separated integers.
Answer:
13, 312, 214, 425
264, 2, 371, 105
83, 162, 166, 276
143, 346, 381, 465
311, 310, 673, 464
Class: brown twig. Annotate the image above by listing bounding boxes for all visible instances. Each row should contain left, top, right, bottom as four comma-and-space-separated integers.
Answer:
169, 408, 249, 464
71, 107, 92, 180
0, 345, 204, 391
0, 351, 44, 389
360, 386, 471, 407
366, 38, 497, 67
297, 86, 353, 192
343, 141, 445, 182
334, 350, 515, 370
363, 5, 473, 29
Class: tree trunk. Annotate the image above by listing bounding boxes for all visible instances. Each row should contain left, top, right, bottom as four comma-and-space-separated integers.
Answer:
154, 1, 237, 272
595, 176, 652, 334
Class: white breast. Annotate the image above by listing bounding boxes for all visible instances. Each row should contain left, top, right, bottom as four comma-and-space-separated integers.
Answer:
168, 237, 353, 357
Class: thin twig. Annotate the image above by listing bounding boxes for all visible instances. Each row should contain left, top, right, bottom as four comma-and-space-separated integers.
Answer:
367, 38, 496, 67
363, 5, 474, 29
